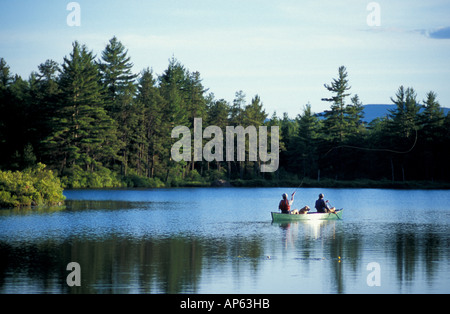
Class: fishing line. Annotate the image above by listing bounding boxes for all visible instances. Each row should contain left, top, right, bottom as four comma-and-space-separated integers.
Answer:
324, 128, 418, 156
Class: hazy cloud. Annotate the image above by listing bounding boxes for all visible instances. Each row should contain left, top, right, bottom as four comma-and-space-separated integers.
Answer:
426, 26, 450, 39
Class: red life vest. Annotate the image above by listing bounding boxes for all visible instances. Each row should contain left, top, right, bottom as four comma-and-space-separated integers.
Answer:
279, 199, 290, 212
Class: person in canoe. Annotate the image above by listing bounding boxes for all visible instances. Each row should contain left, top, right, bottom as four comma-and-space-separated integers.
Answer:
279, 192, 310, 215
315, 194, 336, 213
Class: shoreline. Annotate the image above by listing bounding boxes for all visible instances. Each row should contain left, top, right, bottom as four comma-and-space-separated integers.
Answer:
64, 178, 450, 190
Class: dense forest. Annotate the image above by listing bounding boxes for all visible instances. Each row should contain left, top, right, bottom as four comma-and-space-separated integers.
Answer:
0, 37, 449, 189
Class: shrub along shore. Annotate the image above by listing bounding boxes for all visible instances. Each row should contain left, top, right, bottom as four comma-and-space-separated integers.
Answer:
0, 163, 65, 208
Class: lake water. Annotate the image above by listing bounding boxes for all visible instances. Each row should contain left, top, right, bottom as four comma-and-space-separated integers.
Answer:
0, 187, 449, 294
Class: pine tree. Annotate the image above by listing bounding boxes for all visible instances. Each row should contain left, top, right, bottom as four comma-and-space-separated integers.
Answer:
99, 36, 137, 107
418, 91, 445, 180
320, 66, 354, 179
183, 71, 208, 172
0, 73, 34, 169
44, 41, 120, 174
346, 94, 365, 136
207, 97, 230, 128
0, 59, 30, 169
241, 95, 268, 177
243, 95, 267, 127
289, 104, 320, 178
0, 58, 12, 167
136, 68, 165, 178
321, 66, 351, 143
279, 112, 296, 175
0, 58, 11, 89
158, 58, 190, 182
388, 86, 421, 139
185, 71, 208, 124
421, 91, 444, 129
159, 57, 189, 128
205, 97, 230, 174
386, 86, 421, 181
99, 36, 138, 175
230, 90, 246, 126
30, 60, 61, 160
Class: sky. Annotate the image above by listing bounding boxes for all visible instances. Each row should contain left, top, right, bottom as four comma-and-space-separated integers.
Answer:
1, 0, 449, 117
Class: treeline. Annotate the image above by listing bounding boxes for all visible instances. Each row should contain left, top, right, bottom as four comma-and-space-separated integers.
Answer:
0, 37, 449, 188
281, 66, 450, 184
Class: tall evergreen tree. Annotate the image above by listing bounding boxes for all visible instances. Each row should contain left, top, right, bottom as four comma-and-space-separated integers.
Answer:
243, 95, 267, 127
0, 58, 12, 167
322, 66, 351, 143
99, 36, 138, 175
388, 86, 421, 138
385, 86, 421, 181
0, 73, 33, 169
346, 94, 365, 137
242, 95, 268, 177
159, 57, 189, 128
421, 91, 444, 129
288, 104, 320, 179
158, 58, 190, 181
207, 97, 230, 128
44, 41, 120, 174
205, 97, 230, 173
184, 71, 208, 171
230, 90, 246, 126
418, 91, 445, 180
278, 112, 296, 175
136, 68, 166, 178
185, 71, 208, 124
227, 91, 248, 178
0, 58, 11, 89
31, 60, 61, 160
99, 36, 137, 107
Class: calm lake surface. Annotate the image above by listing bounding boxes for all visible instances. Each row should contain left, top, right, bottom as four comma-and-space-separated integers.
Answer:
0, 187, 449, 294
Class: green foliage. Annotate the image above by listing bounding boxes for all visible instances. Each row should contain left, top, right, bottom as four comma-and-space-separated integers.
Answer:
122, 175, 165, 188
42, 42, 120, 175
321, 65, 352, 143
61, 165, 123, 189
1, 41, 449, 189
0, 163, 65, 208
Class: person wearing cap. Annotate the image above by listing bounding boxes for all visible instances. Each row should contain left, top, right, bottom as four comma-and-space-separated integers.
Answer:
315, 193, 336, 213
279, 192, 310, 215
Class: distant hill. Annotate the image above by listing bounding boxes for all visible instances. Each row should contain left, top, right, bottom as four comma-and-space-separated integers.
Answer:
363, 104, 450, 122
361, 105, 395, 122
317, 104, 450, 123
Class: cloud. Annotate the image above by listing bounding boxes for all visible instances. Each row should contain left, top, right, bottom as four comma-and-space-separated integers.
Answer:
426, 26, 450, 39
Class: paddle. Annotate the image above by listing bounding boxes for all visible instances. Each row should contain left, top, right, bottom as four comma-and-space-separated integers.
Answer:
326, 200, 341, 220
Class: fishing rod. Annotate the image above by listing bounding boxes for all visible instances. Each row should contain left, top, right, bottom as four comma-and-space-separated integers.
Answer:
291, 177, 305, 195
277, 180, 304, 214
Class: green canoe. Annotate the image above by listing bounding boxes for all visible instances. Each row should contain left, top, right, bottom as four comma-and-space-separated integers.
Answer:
271, 209, 344, 222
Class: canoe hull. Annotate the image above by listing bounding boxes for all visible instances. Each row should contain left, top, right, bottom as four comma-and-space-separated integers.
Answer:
271, 209, 343, 222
